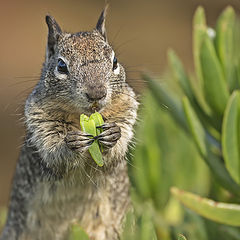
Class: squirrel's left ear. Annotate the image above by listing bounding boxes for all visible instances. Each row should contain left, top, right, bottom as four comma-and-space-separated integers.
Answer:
96, 5, 109, 40
45, 15, 62, 59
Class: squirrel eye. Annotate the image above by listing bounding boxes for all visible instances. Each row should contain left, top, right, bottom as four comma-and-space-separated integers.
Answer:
57, 58, 68, 74
112, 56, 118, 71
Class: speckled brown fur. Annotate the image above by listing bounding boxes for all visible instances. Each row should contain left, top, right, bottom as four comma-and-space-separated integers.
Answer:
0, 7, 138, 240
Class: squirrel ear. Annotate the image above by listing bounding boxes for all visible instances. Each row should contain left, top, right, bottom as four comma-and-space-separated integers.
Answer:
45, 15, 62, 58
96, 5, 109, 40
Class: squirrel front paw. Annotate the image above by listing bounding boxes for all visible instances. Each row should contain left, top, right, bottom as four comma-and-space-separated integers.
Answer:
95, 122, 121, 149
65, 131, 94, 153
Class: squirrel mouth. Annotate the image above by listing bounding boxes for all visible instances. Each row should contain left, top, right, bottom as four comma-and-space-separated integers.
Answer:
90, 101, 101, 112
83, 100, 106, 113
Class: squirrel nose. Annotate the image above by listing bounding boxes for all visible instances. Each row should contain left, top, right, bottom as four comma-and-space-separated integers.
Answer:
85, 90, 107, 102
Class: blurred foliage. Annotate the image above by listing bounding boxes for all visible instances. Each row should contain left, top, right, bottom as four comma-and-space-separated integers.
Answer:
0, 208, 6, 230
178, 234, 187, 240
69, 224, 90, 240
171, 187, 240, 226
121, 92, 211, 240
127, 5, 240, 240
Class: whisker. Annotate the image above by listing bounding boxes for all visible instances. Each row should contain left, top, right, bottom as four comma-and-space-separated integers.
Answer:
125, 157, 139, 170
110, 25, 125, 46
85, 161, 102, 173
110, 81, 145, 89
114, 38, 137, 53
15, 75, 40, 79
112, 90, 139, 101
126, 70, 142, 73
79, 164, 98, 188
125, 63, 160, 69
127, 79, 147, 83
12, 86, 34, 100
3, 85, 34, 112
7, 79, 37, 88
124, 65, 143, 69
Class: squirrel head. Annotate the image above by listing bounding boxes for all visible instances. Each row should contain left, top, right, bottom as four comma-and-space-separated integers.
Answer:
41, 6, 125, 114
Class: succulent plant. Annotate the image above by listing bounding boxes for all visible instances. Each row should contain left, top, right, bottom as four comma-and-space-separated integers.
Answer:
145, 6, 240, 227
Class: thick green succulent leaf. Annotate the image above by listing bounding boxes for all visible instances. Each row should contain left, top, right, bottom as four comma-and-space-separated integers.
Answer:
138, 211, 158, 240
89, 112, 104, 136
88, 141, 104, 167
215, 6, 237, 90
144, 74, 188, 132
168, 49, 193, 99
133, 130, 162, 205
89, 112, 104, 152
171, 187, 240, 226
69, 224, 90, 240
193, 6, 207, 85
200, 37, 229, 116
80, 114, 104, 166
182, 97, 207, 156
145, 77, 240, 195
80, 115, 96, 136
131, 94, 166, 209
182, 97, 240, 196
182, 96, 219, 154
222, 91, 240, 184
168, 49, 222, 134
192, 7, 213, 116
0, 208, 6, 228
178, 234, 187, 240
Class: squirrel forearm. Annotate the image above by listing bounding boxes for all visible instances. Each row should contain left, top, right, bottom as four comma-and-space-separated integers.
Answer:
26, 112, 79, 168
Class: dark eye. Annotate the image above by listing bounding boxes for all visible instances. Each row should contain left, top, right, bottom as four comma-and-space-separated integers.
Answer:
112, 56, 118, 71
57, 58, 68, 74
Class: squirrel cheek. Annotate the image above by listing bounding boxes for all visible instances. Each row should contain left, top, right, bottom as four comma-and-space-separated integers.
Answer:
113, 65, 120, 75
54, 68, 68, 80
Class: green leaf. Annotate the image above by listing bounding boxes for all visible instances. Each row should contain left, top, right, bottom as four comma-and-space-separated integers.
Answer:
171, 187, 240, 226
89, 112, 104, 152
139, 212, 157, 240
182, 97, 240, 196
132, 146, 153, 200
0, 208, 6, 228
215, 6, 237, 90
89, 112, 104, 136
131, 94, 164, 208
168, 50, 222, 134
178, 234, 187, 240
80, 114, 104, 166
218, 225, 240, 240
192, 7, 213, 116
182, 97, 207, 156
120, 211, 136, 240
88, 141, 104, 167
168, 49, 193, 99
222, 91, 240, 184
69, 224, 90, 240
80, 115, 96, 136
200, 36, 229, 116
144, 74, 188, 133
193, 6, 207, 85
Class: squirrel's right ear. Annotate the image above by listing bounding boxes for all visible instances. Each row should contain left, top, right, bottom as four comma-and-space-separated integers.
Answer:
96, 5, 109, 40
45, 15, 62, 59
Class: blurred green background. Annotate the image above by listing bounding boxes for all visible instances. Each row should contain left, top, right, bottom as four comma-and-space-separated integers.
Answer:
1, 0, 240, 239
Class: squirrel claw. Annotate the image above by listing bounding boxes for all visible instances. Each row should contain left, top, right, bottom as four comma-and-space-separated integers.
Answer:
96, 122, 121, 149
65, 130, 94, 153
96, 122, 117, 130
99, 140, 118, 149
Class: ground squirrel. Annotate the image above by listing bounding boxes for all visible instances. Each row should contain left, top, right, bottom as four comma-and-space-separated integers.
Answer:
0, 6, 138, 240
